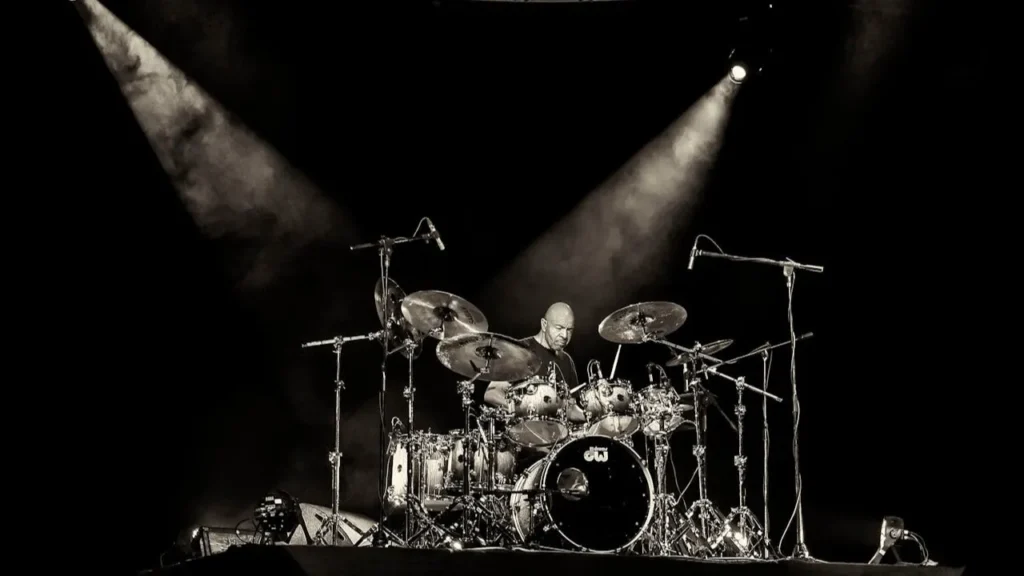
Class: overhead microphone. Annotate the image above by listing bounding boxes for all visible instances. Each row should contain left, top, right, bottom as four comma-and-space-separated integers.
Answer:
646, 363, 656, 386
426, 217, 445, 251
687, 238, 699, 270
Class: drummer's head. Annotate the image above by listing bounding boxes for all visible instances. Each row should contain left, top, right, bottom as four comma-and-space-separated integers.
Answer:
540, 302, 574, 351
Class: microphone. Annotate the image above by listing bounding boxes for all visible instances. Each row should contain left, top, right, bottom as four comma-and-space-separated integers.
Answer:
646, 363, 656, 386
654, 364, 669, 386
868, 516, 905, 564
595, 360, 604, 380
426, 218, 445, 251
687, 238, 698, 270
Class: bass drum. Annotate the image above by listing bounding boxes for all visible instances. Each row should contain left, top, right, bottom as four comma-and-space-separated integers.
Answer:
510, 436, 653, 553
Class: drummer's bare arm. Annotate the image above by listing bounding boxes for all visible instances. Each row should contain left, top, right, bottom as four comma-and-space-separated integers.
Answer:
484, 381, 511, 408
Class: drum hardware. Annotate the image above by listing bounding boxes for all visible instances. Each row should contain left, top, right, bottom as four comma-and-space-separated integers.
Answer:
640, 411, 702, 556
300, 330, 386, 546
665, 339, 733, 366
349, 223, 444, 547
701, 334, 812, 558
673, 369, 729, 555
701, 368, 781, 557
598, 301, 688, 344
435, 331, 540, 547
687, 235, 823, 559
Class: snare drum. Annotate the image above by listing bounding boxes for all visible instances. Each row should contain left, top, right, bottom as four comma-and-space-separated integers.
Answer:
578, 378, 639, 438
633, 385, 694, 436
446, 429, 519, 490
509, 435, 654, 552
507, 377, 569, 447
384, 432, 452, 514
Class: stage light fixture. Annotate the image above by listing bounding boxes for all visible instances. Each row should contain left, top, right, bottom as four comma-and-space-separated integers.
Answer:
729, 64, 748, 84
253, 490, 302, 543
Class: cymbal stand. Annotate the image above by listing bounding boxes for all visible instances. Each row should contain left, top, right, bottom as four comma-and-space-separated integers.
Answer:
442, 375, 518, 547
640, 413, 694, 556
350, 230, 437, 547
300, 331, 385, 546
691, 241, 822, 558
702, 366, 781, 557
681, 375, 725, 556
401, 339, 416, 541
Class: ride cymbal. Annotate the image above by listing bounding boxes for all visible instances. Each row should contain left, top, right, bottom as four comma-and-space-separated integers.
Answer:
401, 290, 488, 340
598, 302, 688, 344
436, 332, 541, 382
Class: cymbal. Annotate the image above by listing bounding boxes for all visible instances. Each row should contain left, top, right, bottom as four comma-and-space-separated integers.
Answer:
436, 332, 541, 382
373, 278, 424, 358
598, 302, 687, 344
401, 290, 488, 340
665, 339, 732, 366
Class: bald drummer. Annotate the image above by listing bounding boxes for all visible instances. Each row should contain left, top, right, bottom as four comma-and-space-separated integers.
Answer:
483, 302, 587, 428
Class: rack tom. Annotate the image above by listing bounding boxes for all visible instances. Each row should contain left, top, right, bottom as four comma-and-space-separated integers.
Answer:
633, 385, 694, 436
506, 376, 569, 447
578, 378, 639, 438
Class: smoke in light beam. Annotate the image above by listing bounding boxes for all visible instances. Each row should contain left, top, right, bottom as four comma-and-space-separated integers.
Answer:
484, 76, 739, 334
78, 0, 348, 291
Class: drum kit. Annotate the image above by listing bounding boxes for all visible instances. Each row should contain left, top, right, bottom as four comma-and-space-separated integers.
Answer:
300, 221, 823, 559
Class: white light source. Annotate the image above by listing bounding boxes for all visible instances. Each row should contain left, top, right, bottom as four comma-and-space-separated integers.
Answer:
729, 64, 747, 83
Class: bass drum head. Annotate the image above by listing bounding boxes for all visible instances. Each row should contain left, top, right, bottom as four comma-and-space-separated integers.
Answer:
544, 436, 653, 552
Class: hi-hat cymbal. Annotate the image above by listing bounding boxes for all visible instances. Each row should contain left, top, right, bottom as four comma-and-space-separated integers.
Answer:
401, 290, 488, 340
665, 339, 733, 366
598, 302, 688, 344
374, 278, 424, 358
436, 332, 541, 382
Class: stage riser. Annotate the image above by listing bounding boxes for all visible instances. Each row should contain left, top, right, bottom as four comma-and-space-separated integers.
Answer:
144, 546, 964, 576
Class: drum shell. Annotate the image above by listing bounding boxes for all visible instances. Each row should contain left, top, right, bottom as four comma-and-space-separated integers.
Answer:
447, 431, 518, 488
510, 435, 653, 552
579, 379, 639, 438
507, 379, 570, 447
384, 434, 452, 514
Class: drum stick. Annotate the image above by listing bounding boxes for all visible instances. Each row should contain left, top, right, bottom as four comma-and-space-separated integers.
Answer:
608, 344, 623, 380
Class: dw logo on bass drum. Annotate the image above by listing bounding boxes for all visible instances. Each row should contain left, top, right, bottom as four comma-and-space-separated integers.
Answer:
583, 446, 609, 462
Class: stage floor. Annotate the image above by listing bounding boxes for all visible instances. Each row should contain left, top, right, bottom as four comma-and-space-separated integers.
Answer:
145, 546, 965, 576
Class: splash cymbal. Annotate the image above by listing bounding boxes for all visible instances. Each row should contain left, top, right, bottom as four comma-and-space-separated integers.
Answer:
401, 290, 488, 340
436, 332, 541, 382
598, 302, 688, 344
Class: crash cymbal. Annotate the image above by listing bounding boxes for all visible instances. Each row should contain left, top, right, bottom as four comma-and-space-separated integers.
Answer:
665, 339, 732, 366
401, 290, 488, 340
436, 332, 541, 382
373, 278, 424, 359
598, 302, 687, 344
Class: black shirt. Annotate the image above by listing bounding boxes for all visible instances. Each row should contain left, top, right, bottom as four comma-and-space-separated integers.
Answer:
519, 336, 579, 392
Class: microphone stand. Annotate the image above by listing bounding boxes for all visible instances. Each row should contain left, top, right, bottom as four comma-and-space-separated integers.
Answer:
349, 230, 438, 547
301, 330, 385, 546
693, 246, 823, 559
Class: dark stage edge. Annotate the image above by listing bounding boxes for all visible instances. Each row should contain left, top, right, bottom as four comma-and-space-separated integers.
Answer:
144, 546, 964, 576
